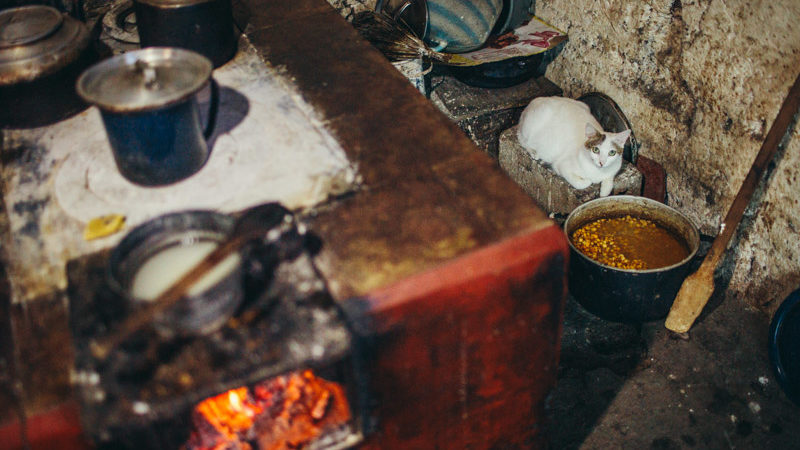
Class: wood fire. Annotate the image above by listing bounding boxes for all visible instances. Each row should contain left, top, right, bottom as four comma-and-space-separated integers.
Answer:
185, 370, 352, 450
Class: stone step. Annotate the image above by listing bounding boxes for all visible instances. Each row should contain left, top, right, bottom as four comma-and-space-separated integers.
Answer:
429, 74, 562, 157
498, 125, 643, 216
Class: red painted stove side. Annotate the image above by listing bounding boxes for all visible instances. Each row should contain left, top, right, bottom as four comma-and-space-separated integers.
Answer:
349, 223, 568, 449
0, 401, 91, 450
1, 224, 567, 450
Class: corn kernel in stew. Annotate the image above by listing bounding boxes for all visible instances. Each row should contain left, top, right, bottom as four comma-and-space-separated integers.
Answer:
570, 215, 689, 270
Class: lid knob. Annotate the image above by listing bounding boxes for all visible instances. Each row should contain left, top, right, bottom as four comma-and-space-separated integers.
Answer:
134, 59, 160, 90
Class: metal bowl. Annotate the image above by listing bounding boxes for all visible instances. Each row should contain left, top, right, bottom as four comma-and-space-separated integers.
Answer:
107, 210, 244, 337
564, 196, 700, 323
377, 0, 429, 39
769, 288, 800, 406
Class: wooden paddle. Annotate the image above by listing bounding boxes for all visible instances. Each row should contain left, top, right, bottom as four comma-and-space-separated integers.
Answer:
665, 71, 800, 333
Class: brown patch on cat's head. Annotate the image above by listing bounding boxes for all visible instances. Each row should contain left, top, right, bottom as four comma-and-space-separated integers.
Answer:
584, 133, 605, 149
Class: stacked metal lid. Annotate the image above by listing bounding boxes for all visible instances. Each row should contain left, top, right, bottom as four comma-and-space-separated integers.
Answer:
0, 5, 90, 85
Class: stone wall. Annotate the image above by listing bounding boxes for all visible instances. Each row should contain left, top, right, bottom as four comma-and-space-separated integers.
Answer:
536, 0, 800, 315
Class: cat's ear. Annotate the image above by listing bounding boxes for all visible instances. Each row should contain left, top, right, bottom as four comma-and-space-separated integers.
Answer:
585, 123, 601, 138
611, 129, 632, 147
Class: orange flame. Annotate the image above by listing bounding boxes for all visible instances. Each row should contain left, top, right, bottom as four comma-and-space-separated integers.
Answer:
194, 386, 262, 440
187, 370, 352, 450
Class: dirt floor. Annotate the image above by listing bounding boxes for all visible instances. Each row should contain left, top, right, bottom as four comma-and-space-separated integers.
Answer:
544, 287, 800, 449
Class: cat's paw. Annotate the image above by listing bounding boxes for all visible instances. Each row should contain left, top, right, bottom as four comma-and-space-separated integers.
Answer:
599, 179, 614, 197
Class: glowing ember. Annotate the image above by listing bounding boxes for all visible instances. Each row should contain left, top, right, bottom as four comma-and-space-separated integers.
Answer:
186, 370, 352, 450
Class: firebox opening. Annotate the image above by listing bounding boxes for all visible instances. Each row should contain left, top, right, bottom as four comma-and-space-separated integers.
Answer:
186, 368, 360, 450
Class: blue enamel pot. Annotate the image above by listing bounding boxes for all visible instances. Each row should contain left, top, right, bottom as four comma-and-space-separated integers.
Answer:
76, 47, 219, 186
425, 0, 503, 53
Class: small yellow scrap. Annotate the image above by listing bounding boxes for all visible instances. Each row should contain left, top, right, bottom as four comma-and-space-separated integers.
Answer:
84, 214, 126, 240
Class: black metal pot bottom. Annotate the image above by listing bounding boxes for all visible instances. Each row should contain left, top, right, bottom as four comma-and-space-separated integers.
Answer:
1, 48, 98, 129
447, 53, 545, 89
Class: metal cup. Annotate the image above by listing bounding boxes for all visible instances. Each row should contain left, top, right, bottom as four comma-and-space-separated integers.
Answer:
77, 47, 219, 186
133, 0, 238, 68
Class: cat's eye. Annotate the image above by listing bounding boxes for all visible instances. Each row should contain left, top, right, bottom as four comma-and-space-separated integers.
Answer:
609, 150, 617, 156
591, 147, 599, 153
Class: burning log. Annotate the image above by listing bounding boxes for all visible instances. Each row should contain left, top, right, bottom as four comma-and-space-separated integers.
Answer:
186, 370, 352, 450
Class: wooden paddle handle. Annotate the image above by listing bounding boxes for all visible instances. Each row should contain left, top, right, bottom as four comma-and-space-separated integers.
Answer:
666, 71, 800, 333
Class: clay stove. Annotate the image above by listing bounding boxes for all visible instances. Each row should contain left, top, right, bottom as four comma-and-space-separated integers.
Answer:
68, 205, 363, 449
67, 202, 567, 449
0, 0, 568, 448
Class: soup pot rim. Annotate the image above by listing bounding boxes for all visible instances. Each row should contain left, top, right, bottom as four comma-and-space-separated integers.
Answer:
563, 195, 700, 274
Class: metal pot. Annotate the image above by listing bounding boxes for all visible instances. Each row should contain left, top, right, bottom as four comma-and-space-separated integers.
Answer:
425, 0, 503, 53
490, 0, 534, 35
0, 5, 96, 128
564, 196, 700, 323
133, 0, 237, 68
107, 210, 244, 337
377, 0, 429, 39
76, 47, 219, 186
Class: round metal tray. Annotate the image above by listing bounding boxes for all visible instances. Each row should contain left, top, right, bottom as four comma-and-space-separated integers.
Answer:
578, 92, 640, 164
769, 288, 800, 406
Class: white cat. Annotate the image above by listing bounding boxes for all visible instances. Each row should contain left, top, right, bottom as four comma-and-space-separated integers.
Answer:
517, 96, 631, 197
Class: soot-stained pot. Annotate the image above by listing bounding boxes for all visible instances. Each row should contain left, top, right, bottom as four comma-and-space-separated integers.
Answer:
490, 0, 534, 35
133, 0, 238, 68
107, 210, 244, 337
76, 47, 219, 186
447, 52, 545, 88
0, 5, 96, 128
564, 196, 700, 323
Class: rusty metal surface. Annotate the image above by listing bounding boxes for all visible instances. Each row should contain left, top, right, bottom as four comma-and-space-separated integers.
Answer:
345, 225, 568, 448
431, 73, 562, 122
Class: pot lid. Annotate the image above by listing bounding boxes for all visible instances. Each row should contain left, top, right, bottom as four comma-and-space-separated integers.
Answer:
0, 5, 90, 85
76, 47, 213, 113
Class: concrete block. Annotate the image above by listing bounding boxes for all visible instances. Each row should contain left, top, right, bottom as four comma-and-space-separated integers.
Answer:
430, 75, 562, 157
499, 125, 643, 216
